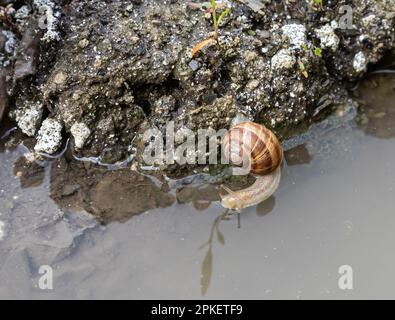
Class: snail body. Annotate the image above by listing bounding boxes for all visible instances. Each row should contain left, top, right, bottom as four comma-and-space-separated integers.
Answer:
220, 122, 283, 210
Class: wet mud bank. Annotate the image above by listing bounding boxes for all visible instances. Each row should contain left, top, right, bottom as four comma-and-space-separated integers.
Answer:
1, 73, 394, 224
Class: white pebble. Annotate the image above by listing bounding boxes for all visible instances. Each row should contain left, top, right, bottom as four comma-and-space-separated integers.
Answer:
271, 49, 296, 70
34, 118, 63, 154
71, 122, 91, 149
315, 23, 340, 51
15, 103, 43, 137
353, 51, 367, 73
281, 23, 306, 49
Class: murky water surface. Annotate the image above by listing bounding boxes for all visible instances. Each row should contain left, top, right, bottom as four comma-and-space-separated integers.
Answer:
0, 75, 395, 299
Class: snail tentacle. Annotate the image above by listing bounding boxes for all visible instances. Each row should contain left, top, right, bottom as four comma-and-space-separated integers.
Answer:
220, 184, 236, 195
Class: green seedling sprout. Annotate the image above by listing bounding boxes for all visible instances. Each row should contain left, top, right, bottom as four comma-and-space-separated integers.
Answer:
299, 61, 309, 78
192, 1, 232, 58
313, 0, 323, 10
313, 47, 322, 57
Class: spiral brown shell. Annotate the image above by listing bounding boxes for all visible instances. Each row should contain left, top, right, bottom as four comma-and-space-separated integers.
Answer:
222, 122, 283, 176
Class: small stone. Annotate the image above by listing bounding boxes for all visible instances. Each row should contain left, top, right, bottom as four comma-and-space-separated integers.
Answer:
72, 91, 81, 100
362, 14, 376, 27
130, 36, 139, 45
23, 152, 37, 163
15, 5, 30, 27
53, 71, 67, 86
246, 80, 260, 91
188, 60, 200, 71
15, 102, 44, 137
94, 55, 103, 68
78, 39, 89, 49
353, 51, 367, 73
34, 118, 63, 154
256, 30, 271, 39
281, 23, 306, 49
271, 49, 296, 70
243, 50, 258, 63
315, 23, 340, 51
2, 30, 16, 55
71, 122, 91, 149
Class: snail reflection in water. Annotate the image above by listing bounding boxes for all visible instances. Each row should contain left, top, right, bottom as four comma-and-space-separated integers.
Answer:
220, 122, 283, 210
200, 122, 282, 294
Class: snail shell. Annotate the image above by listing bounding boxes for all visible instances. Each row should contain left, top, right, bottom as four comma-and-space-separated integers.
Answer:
221, 122, 283, 210
222, 122, 283, 175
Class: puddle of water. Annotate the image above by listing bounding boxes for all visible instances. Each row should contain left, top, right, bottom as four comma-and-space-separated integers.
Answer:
0, 75, 395, 299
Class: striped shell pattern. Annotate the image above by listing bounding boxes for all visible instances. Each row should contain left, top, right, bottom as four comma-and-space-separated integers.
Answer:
222, 122, 283, 176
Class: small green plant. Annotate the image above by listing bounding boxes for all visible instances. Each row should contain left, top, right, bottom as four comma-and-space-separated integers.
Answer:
313, 47, 322, 57
192, 0, 231, 58
298, 61, 309, 78
214, 1, 231, 40
313, 0, 323, 10
301, 43, 323, 58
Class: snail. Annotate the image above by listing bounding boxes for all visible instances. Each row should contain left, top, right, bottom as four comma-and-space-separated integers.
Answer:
220, 122, 283, 210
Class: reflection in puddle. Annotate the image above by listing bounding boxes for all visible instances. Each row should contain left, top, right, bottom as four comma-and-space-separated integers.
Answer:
284, 144, 313, 166
200, 196, 277, 296
176, 184, 221, 212
13, 157, 45, 189
199, 210, 230, 296
354, 74, 395, 138
49, 158, 176, 224
256, 196, 276, 217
